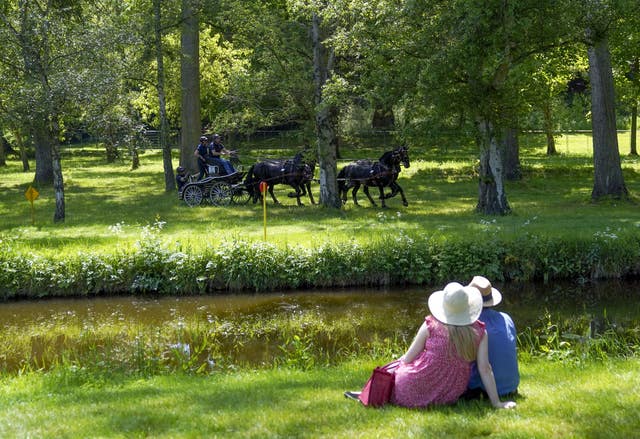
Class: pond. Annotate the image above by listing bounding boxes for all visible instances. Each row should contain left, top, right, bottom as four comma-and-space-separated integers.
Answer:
1, 280, 639, 373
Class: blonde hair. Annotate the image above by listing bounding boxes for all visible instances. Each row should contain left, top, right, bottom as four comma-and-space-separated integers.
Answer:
446, 324, 479, 361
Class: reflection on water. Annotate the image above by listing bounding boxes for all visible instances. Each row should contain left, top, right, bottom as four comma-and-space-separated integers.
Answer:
1, 279, 639, 371
2, 279, 639, 327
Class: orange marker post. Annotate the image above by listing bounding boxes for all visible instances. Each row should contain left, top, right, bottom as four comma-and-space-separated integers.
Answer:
259, 181, 268, 240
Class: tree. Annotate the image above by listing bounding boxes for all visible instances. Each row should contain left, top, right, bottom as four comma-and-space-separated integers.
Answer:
2, 0, 87, 220
393, 1, 577, 214
520, 50, 587, 156
180, 0, 201, 172
311, 11, 341, 208
154, 0, 176, 191
583, 0, 629, 200
609, 1, 640, 156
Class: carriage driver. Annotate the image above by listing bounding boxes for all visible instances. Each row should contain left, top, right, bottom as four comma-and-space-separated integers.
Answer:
207, 134, 236, 175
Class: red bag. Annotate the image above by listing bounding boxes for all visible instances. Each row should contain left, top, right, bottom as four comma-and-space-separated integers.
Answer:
359, 360, 400, 407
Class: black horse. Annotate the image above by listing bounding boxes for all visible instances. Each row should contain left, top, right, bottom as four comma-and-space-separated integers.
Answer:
337, 146, 410, 208
244, 152, 314, 206
287, 157, 316, 205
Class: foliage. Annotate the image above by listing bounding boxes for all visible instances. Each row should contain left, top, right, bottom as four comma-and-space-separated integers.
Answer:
518, 310, 640, 363
2, 221, 640, 299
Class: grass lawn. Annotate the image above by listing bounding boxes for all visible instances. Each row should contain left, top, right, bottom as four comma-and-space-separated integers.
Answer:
0, 357, 638, 438
1, 132, 639, 255
1, 132, 639, 438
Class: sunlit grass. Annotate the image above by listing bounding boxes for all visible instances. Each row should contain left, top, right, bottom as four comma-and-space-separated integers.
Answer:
0, 358, 638, 438
1, 134, 640, 255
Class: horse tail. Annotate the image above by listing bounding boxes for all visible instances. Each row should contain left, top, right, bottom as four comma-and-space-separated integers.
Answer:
244, 165, 257, 200
337, 167, 344, 189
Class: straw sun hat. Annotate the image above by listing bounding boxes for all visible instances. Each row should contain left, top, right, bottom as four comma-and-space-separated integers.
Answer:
467, 275, 502, 307
428, 282, 483, 326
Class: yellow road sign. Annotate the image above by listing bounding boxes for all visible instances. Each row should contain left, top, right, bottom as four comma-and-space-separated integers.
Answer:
25, 186, 39, 202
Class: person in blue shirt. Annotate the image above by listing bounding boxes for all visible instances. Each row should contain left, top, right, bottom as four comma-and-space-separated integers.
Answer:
464, 275, 520, 398
194, 136, 210, 180
207, 134, 236, 175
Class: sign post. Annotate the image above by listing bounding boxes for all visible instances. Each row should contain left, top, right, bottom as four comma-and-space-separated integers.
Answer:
259, 181, 268, 240
24, 186, 39, 225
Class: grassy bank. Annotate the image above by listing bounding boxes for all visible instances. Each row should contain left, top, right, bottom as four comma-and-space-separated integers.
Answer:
1, 133, 640, 296
1, 357, 638, 438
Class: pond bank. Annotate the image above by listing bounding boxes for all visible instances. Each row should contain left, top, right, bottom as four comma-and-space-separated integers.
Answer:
2, 231, 640, 298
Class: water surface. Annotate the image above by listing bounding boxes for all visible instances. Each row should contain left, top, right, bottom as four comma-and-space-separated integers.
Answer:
1, 280, 638, 370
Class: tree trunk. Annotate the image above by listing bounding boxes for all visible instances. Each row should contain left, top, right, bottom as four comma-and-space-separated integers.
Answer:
49, 115, 65, 222
475, 119, 511, 215
630, 100, 638, 156
312, 13, 341, 208
131, 147, 140, 170
542, 102, 557, 155
180, 0, 200, 174
51, 140, 65, 222
0, 137, 6, 167
587, 37, 628, 199
155, 0, 175, 191
104, 141, 119, 163
14, 130, 30, 172
32, 118, 54, 185
503, 127, 521, 181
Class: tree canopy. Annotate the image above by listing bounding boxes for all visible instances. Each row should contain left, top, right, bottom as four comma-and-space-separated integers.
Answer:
1, 0, 638, 215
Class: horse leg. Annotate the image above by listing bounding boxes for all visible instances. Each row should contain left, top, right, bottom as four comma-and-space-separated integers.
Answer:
292, 184, 304, 206
384, 183, 400, 199
377, 185, 388, 208
306, 182, 315, 204
396, 183, 408, 206
362, 185, 377, 207
352, 183, 364, 206
268, 185, 280, 204
342, 182, 353, 205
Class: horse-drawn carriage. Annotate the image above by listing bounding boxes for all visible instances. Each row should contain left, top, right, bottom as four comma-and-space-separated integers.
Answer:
178, 145, 410, 208
179, 162, 251, 207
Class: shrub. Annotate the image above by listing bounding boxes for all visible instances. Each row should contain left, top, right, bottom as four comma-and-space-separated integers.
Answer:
2, 226, 640, 299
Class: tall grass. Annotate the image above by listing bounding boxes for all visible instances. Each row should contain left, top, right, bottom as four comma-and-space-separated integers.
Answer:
1, 292, 636, 375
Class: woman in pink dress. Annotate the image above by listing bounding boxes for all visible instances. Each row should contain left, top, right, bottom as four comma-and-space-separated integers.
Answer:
391, 282, 516, 409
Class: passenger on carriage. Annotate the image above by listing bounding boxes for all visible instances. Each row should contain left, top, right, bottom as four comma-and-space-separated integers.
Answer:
175, 166, 189, 192
207, 134, 236, 176
194, 136, 210, 180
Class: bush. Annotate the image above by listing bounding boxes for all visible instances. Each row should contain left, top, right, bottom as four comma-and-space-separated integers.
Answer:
2, 225, 640, 299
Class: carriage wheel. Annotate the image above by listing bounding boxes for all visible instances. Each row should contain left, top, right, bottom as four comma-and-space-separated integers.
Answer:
231, 185, 251, 205
183, 185, 203, 207
209, 182, 232, 206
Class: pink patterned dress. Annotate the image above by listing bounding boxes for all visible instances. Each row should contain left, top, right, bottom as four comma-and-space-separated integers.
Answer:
391, 316, 485, 408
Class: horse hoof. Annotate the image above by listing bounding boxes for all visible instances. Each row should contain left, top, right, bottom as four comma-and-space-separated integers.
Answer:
403, 202, 409, 207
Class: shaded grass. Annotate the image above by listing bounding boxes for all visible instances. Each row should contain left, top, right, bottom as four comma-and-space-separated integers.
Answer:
0, 357, 638, 438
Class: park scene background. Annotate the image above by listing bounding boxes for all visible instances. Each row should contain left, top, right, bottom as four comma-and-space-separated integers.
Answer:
2, 1, 640, 438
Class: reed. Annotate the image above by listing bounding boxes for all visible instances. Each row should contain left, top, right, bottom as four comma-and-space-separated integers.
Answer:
1, 301, 637, 375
